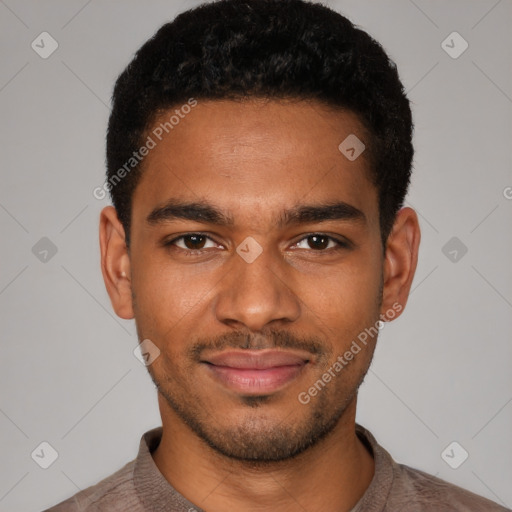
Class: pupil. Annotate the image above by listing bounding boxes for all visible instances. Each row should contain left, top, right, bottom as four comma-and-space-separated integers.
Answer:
185, 235, 205, 249
309, 235, 328, 250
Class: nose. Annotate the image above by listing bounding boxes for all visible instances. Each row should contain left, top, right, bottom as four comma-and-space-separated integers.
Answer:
212, 241, 301, 332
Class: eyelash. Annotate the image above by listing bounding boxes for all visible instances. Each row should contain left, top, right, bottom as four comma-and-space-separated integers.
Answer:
163, 232, 350, 256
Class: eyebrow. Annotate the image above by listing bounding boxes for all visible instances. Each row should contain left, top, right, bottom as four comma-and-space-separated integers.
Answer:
146, 199, 366, 228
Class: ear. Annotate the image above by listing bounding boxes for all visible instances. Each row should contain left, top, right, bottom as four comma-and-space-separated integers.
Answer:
99, 206, 134, 320
380, 207, 421, 321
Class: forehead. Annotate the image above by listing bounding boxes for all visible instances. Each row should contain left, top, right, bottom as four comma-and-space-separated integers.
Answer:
132, 99, 378, 229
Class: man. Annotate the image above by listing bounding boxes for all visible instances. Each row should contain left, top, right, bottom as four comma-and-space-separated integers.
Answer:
44, 0, 510, 510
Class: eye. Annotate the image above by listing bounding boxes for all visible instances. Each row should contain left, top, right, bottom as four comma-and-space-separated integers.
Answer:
163, 232, 350, 256
292, 234, 349, 251
165, 233, 220, 252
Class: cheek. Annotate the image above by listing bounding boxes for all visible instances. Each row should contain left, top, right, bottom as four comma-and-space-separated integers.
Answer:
294, 256, 382, 359
299, 255, 381, 317
132, 249, 211, 319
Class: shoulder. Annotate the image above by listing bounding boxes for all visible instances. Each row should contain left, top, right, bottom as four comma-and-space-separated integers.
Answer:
388, 462, 511, 511
355, 424, 510, 512
42, 459, 142, 512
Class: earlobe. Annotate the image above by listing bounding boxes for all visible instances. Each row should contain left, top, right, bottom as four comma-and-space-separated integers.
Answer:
380, 207, 421, 321
99, 206, 135, 320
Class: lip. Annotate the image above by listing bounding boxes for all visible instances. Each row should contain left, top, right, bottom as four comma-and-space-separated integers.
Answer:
201, 349, 311, 395
202, 349, 311, 369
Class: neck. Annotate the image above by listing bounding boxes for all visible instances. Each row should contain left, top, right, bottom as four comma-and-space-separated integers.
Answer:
152, 395, 374, 512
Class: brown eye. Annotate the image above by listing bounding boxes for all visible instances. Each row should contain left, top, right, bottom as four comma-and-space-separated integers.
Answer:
165, 233, 218, 252
293, 234, 347, 251
182, 234, 207, 250
306, 235, 330, 250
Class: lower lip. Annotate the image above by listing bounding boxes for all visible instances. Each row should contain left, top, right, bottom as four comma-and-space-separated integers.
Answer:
203, 363, 307, 394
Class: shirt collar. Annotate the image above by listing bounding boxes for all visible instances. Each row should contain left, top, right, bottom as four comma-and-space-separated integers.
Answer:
133, 424, 394, 512
134, 426, 205, 512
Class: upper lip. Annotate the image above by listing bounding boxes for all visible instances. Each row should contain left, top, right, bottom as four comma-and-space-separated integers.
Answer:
201, 349, 311, 370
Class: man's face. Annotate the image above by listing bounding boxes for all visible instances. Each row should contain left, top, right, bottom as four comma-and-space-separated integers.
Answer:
125, 99, 386, 461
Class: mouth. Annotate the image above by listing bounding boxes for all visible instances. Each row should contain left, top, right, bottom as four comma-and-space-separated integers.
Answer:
200, 349, 311, 395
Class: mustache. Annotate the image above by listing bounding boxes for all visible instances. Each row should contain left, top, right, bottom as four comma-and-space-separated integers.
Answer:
188, 329, 329, 362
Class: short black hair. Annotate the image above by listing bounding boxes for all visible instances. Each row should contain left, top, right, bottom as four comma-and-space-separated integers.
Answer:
106, 0, 413, 249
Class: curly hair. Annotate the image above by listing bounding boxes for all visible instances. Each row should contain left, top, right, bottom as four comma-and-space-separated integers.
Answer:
106, 0, 413, 248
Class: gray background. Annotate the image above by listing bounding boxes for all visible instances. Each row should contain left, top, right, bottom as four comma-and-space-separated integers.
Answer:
1, 0, 511, 510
